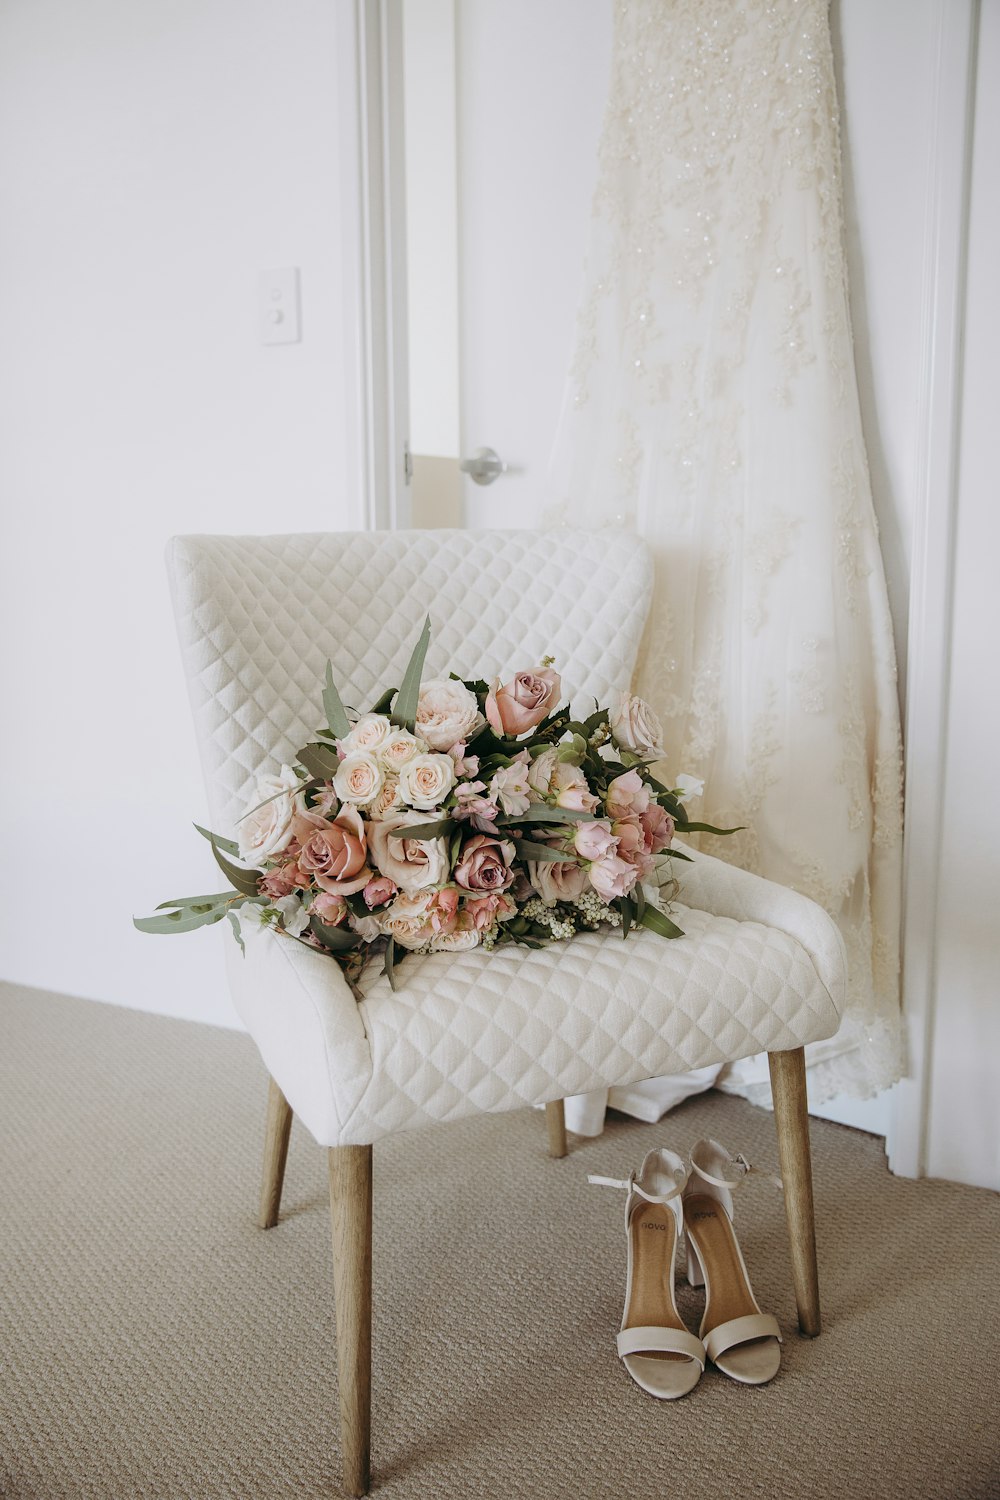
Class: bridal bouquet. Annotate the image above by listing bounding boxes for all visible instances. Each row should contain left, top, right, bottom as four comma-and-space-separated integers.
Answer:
136, 620, 729, 993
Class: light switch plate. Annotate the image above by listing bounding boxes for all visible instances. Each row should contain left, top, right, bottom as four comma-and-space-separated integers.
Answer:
259, 267, 301, 345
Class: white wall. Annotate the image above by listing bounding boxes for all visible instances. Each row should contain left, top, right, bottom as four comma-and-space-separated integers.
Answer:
0, 0, 364, 1026
924, 1, 1000, 1188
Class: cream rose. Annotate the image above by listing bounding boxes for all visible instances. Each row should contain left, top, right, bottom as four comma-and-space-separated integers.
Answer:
343, 713, 393, 754
333, 750, 384, 806
369, 809, 449, 893
610, 693, 665, 759
397, 752, 456, 811
378, 728, 427, 772
236, 764, 301, 864
367, 775, 403, 820
415, 678, 485, 752
376, 891, 437, 950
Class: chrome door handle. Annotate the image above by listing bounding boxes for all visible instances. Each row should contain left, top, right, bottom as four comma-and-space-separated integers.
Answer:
459, 446, 507, 486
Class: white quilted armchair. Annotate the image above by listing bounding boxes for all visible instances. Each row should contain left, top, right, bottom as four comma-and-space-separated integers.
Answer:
167, 528, 845, 1496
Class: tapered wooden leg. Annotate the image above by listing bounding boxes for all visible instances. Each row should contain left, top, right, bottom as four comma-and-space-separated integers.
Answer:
545, 1099, 568, 1158
329, 1144, 373, 1498
768, 1047, 821, 1337
258, 1077, 294, 1229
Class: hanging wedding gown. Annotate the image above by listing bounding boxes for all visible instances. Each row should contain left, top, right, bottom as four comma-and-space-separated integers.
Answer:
548, 0, 904, 1121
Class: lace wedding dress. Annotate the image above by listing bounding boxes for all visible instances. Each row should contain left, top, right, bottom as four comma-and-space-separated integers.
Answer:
549, 0, 904, 1120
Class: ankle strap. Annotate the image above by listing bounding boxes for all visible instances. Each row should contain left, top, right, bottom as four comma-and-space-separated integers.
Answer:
587, 1171, 686, 1206
689, 1140, 783, 1193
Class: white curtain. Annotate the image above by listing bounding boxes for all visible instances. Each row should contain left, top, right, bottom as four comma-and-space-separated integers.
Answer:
549, 0, 904, 1116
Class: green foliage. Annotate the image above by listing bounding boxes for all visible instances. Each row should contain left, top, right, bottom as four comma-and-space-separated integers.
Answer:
389, 615, 431, 731
322, 660, 352, 739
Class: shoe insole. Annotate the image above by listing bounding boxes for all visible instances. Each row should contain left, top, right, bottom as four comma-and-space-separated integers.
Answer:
623, 1201, 687, 1362
684, 1192, 761, 1332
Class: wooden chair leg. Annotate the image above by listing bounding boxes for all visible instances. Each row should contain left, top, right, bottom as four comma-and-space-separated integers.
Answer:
329, 1144, 373, 1498
258, 1076, 294, 1229
768, 1046, 821, 1337
545, 1099, 568, 1158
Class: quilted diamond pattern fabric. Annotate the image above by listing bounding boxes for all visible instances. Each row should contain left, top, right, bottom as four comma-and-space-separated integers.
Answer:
225, 842, 845, 1147
169, 528, 846, 1150
167, 529, 652, 836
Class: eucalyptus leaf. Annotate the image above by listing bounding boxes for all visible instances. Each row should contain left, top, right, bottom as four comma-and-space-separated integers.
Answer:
389, 615, 431, 731
511, 838, 579, 864
496, 804, 589, 826
388, 817, 453, 841
369, 685, 397, 715
209, 840, 262, 897
133, 908, 227, 936
308, 914, 361, 952
382, 936, 399, 991
322, 660, 352, 739
193, 823, 239, 856
639, 905, 685, 940
619, 897, 633, 939
227, 909, 246, 955
678, 819, 744, 835
296, 742, 341, 781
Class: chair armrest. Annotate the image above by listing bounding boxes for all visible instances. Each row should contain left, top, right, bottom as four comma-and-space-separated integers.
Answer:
670, 843, 848, 1017
225, 921, 373, 1145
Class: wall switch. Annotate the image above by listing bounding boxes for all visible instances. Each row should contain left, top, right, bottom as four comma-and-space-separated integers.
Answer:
259, 267, 301, 345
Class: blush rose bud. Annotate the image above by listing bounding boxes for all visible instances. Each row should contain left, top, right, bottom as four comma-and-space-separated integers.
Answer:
485, 668, 562, 738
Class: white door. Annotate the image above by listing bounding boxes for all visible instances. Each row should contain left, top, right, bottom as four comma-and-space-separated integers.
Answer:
402, 0, 613, 527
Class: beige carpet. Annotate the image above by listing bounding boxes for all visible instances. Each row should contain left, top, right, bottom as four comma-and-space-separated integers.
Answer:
1, 981, 998, 1500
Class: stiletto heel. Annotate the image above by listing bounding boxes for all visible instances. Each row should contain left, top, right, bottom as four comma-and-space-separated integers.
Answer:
682, 1139, 783, 1386
589, 1149, 705, 1400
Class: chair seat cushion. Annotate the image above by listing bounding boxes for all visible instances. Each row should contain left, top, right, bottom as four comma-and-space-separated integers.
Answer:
226, 846, 846, 1147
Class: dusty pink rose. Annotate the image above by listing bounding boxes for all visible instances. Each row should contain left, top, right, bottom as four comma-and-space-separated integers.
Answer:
526, 856, 589, 907
612, 819, 655, 881
310, 892, 348, 926
464, 891, 518, 930
453, 833, 515, 893
427, 887, 460, 933
362, 875, 397, 909
528, 748, 598, 813
369, 809, 449, 892
605, 769, 651, 821
610, 693, 665, 758
574, 820, 618, 862
428, 912, 483, 952
640, 804, 675, 855
260, 864, 303, 899
589, 852, 639, 902
297, 805, 370, 896
485, 668, 561, 738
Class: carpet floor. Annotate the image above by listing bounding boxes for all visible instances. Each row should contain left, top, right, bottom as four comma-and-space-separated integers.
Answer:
1, 980, 998, 1500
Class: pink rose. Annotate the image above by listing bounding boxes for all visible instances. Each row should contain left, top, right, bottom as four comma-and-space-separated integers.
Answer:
464, 891, 518, 931
589, 853, 639, 901
605, 769, 651, 821
369, 809, 449, 892
362, 875, 397, 909
640, 804, 675, 855
613, 819, 655, 881
427, 887, 460, 933
310, 892, 348, 925
453, 832, 515, 893
574, 820, 618, 862
297, 805, 370, 896
260, 864, 304, 899
526, 856, 588, 907
485, 668, 561, 738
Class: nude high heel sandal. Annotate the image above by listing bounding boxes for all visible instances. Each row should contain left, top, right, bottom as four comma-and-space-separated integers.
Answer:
683, 1139, 783, 1386
589, 1149, 706, 1399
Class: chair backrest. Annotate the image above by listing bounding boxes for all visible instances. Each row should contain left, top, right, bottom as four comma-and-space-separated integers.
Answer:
167, 528, 652, 835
